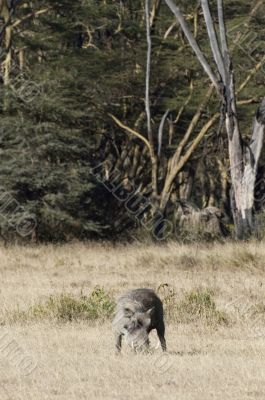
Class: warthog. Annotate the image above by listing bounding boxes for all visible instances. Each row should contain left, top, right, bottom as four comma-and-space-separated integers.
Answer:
112, 288, 166, 353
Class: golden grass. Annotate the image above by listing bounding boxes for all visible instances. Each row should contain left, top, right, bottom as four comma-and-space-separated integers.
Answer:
0, 240, 265, 399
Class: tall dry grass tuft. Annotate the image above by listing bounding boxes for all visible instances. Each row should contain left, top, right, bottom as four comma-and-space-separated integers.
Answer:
157, 285, 229, 326
5, 287, 115, 324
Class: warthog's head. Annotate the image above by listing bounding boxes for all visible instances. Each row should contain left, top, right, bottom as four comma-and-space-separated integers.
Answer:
122, 307, 153, 352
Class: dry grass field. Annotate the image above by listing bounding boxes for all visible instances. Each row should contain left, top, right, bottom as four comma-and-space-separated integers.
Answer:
1, 241, 265, 399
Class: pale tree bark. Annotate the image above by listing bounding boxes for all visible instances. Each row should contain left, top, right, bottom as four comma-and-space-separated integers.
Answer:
150, 0, 162, 29
0, 0, 13, 85
110, 0, 264, 239
145, 0, 158, 199
165, 0, 265, 238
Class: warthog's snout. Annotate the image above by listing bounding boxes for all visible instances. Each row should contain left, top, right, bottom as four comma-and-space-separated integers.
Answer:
122, 310, 152, 352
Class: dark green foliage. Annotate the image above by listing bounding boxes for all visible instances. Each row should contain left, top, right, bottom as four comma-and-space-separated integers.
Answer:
0, 0, 264, 241
0, 0, 117, 241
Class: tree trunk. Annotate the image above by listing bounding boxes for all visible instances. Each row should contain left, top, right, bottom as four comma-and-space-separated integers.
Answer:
229, 99, 265, 238
164, 0, 265, 239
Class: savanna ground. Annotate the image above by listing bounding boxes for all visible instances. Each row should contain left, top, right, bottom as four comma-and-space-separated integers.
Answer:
1, 241, 265, 399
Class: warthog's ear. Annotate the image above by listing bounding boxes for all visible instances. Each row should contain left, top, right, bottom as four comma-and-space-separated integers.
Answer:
146, 307, 154, 316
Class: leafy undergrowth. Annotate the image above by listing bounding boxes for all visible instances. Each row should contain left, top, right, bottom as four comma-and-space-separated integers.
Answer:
158, 284, 229, 327
7, 287, 115, 324
174, 288, 229, 326
7, 284, 265, 329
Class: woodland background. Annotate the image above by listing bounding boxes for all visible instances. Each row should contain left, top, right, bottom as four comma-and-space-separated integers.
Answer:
0, 0, 264, 242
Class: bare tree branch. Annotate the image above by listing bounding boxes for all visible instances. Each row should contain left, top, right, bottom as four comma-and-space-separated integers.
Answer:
201, 0, 226, 82
174, 80, 194, 127
150, 0, 162, 28
145, 0, 159, 198
237, 54, 265, 94
145, 0, 153, 144
160, 112, 220, 211
164, 0, 219, 90
217, 0, 229, 61
11, 8, 50, 29
170, 84, 214, 169
0, 0, 13, 85
108, 113, 152, 154
250, 98, 265, 169
158, 109, 170, 158
238, 98, 260, 105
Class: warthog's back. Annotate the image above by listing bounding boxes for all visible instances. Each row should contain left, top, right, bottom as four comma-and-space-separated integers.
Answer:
118, 288, 162, 311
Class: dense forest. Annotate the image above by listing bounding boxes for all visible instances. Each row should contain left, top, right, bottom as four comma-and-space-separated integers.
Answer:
0, 0, 264, 242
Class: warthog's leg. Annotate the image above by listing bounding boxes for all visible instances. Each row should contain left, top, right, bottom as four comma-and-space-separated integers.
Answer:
157, 322, 167, 351
115, 333, 122, 353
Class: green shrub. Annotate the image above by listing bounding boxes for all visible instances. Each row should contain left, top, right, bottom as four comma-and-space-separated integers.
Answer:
158, 285, 229, 327
9, 287, 115, 323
